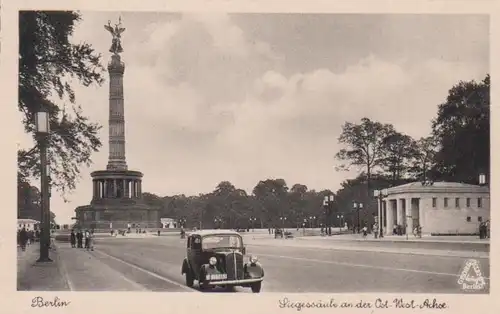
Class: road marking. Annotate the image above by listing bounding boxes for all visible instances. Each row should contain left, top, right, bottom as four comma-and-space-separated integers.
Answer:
258, 253, 490, 280
95, 249, 196, 292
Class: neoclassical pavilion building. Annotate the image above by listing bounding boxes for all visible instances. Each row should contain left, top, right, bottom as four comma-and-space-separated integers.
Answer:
380, 181, 490, 235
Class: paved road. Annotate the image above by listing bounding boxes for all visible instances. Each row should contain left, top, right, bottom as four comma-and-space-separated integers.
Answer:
57, 237, 490, 293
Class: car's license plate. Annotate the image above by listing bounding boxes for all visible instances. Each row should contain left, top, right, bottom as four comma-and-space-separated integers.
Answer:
207, 273, 227, 280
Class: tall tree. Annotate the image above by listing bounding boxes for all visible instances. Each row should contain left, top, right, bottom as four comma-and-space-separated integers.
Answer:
409, 136, 438, 181
380, 131, 418, 184
431, 75, 490, 183
252, 179, 289, 226
18, 11, 105, 198
335, 117, 393, 191
17, 179, 41, 219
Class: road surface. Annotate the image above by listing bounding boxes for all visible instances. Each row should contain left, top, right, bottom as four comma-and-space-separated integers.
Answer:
54, 236, 489, 293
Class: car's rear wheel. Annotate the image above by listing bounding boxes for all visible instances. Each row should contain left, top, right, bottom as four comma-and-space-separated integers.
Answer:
185, 269, 194, 287
251, 281, 262, 293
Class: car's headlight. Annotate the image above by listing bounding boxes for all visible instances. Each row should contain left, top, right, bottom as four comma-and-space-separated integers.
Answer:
209, 257, 217, 266
249, 255, 258, 264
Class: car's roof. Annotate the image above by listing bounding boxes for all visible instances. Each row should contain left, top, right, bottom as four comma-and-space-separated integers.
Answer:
188, 229, 241, 237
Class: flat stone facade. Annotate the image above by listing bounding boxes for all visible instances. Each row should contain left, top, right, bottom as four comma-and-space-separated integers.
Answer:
380, 182, 490, 235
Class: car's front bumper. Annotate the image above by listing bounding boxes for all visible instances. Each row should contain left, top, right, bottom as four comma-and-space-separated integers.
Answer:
206, 277, 263, 286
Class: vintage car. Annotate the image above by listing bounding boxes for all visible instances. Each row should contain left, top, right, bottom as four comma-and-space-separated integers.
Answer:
181, 230, 264, 292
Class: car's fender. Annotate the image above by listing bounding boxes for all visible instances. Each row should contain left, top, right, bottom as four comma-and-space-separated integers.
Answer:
181, 257, 190, 274
244, 262, 264, 278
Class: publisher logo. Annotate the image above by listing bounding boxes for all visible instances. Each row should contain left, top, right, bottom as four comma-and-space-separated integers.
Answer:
457, 259, 486, 291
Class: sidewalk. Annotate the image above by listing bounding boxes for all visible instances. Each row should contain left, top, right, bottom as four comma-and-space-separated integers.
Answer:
245, 238, 489, 259
17, 244, 70, 291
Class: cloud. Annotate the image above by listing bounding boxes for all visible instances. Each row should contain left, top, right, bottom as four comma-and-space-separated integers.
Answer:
25, 12, 487, 224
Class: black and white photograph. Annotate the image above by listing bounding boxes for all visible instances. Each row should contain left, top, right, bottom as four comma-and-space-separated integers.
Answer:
16, 10, 490, 294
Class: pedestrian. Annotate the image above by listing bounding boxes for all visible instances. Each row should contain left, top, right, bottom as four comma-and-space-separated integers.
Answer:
479, 222, 485, 239
77, 230, 83, 248
157, 230, 160, 236
28, 230, 34, 246
19, 227, 28, 251
84, 230, 90, 249
362, 226, 368, 239
70, 230, 76, 248
88, 230, 94, 251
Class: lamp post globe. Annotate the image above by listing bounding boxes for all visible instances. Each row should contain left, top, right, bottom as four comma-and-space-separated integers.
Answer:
479, 173, 486, 185
35, 106, 52, 263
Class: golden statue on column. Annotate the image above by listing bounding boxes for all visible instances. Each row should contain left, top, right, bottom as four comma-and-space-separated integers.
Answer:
104, 17, 126, 54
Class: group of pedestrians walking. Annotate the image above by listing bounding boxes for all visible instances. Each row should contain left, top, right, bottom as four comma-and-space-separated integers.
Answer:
70, 229, 94, 250
479, 220, 490, 239
17, 227, 37, 251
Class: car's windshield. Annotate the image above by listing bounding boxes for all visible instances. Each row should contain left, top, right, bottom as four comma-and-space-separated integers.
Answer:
202, 235, 242, 249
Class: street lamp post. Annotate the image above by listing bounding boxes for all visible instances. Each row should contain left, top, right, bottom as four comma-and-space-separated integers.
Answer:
308, 216, 316, 229
323, 195, 334, 236
279, 216, 287, 230
214, 217, 223, 229
179, 218, 186, 229
249, 217, 256, 231
373, 189, 388, 238
336, 214, 344, 232
35, 107, 52, 263
406, 215, 411, 240
353, 202, 363, 233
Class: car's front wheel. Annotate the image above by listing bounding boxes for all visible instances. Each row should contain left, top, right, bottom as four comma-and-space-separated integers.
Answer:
185, 269, 194, 287
251, 281, 262, 293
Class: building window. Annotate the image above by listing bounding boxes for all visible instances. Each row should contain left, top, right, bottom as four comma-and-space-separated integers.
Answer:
432, 198, 437, 208
478, 216, 483, 222
444, 198, 449, 208
466, 198, 471, 208
455, 198, 460, 208
477, 198, 482, 208
466, 216, 471, 222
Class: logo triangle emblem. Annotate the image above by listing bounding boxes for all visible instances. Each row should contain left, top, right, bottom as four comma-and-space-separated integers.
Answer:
458, 259, 486, 290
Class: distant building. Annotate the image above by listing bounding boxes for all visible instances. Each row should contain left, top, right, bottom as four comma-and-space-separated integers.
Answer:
161, 218, 176, 228
17, 219, 39, 231
381, 181, 490, 235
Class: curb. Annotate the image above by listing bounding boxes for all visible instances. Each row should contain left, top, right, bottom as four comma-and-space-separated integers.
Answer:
295, 237, 489, 245
246, 241, 489, 259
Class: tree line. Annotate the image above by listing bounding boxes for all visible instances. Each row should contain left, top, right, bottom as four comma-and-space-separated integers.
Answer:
16, 12, 489, 228
143, 74, 490, 228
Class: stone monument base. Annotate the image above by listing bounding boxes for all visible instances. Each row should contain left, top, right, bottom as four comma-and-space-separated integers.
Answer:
75, 199, 160, 230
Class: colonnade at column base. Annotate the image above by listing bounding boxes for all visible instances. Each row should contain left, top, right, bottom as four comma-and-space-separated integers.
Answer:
80, 220, 161, 230
75, 203, 161, 231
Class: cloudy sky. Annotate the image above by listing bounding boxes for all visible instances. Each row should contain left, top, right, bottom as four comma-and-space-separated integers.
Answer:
18, 12, 489, 224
